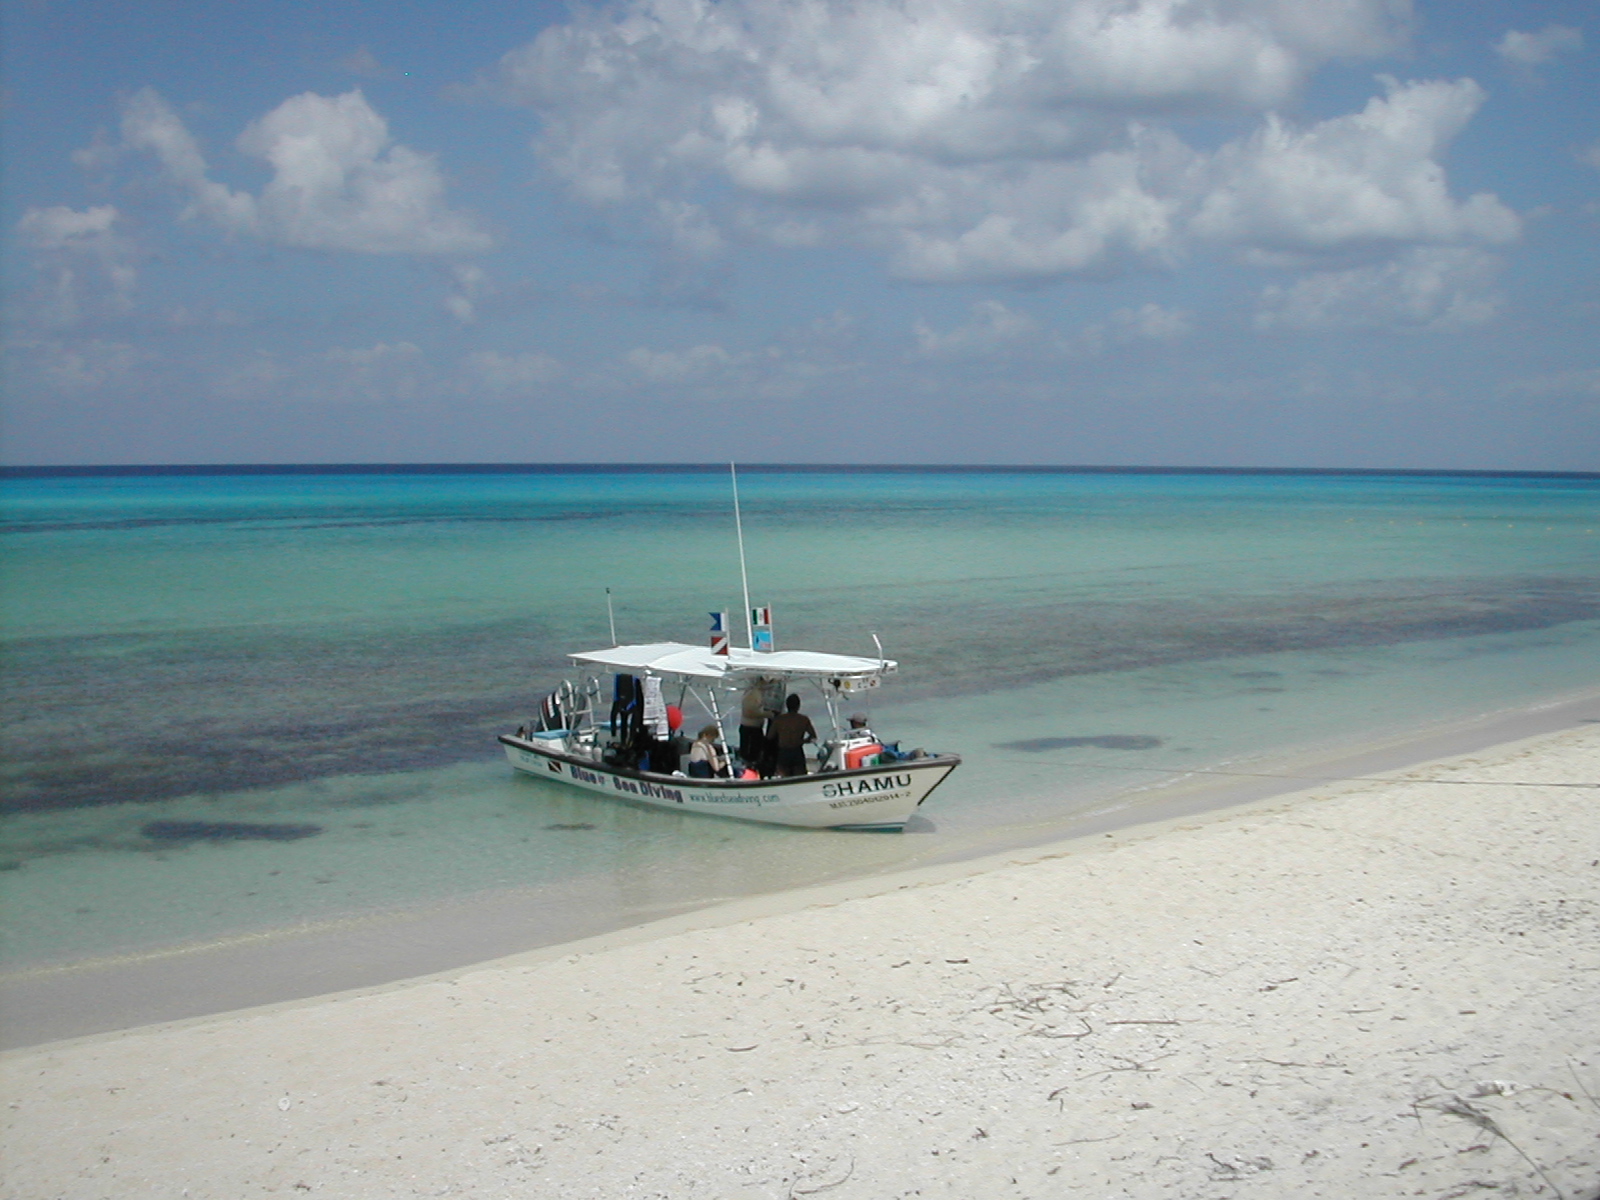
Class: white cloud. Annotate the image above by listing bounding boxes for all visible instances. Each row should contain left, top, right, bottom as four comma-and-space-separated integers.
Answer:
216, 352, 286, 400
13, 204, 138, 321
1494, 24, 1583, 68
213, 341, 431, 404
13, 337, 149, 391
1194, 78, 1519, 252
886, 136, 1189, 283
120, 88, 490, 255
120, 89, 260, 234
1104, 301, 1191, 341
16, 204, 119, 250
915, 298, 1190, 358
611, 335, 849, 404
1504, 367, 1600, 398
1255, 246, 1503, 332
321, 341, 425, 402
445, 263, 488, 323
326, 340, 422, 368
495, 0, 1420, 283
463, 350, 563, 393
341, 46, 389, 78
914, 299, 1040, 356
625, 343, 741, 382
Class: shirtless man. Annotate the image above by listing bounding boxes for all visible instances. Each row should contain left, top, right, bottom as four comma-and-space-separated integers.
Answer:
765, 694, 817, 778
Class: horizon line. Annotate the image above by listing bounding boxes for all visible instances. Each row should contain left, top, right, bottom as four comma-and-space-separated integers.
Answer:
2, 462, 1598, 481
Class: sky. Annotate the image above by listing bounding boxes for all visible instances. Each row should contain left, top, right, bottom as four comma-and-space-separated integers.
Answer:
2, 0, 1597, 469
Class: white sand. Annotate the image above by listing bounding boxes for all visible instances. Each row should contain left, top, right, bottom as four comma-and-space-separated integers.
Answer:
4, 725, 1599, 1199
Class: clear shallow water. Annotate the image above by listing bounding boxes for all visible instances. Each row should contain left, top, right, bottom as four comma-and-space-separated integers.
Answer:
2, 468, 1597, 968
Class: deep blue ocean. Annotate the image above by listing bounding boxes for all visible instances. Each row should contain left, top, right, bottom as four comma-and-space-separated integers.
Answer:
2, 467, 1597, 970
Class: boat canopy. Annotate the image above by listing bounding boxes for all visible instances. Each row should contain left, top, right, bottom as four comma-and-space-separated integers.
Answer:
569, 641, 895, 681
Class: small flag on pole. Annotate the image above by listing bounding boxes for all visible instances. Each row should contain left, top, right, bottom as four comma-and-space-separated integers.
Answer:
751, 603, 774, 653
709, 611, 730, 656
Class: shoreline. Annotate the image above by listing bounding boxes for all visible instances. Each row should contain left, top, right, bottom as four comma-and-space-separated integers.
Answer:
1, 687, 1596, 1053
3, 715, 1597, 1197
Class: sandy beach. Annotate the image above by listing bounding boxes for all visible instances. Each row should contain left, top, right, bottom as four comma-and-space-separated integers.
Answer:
4, 722, 1598, 1199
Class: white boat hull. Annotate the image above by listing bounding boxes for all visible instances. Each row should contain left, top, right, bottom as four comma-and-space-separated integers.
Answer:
499, 735, 958, 830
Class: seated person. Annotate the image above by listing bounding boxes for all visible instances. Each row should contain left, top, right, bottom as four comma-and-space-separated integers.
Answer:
765, 694, 818, 778
686, 725, 730, 778
816, 712, 878, 771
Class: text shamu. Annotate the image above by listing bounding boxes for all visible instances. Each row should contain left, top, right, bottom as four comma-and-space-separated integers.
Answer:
823, 773, 912, 800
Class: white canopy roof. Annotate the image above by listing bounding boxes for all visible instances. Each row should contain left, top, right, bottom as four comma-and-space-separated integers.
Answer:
569, 641, 895, 681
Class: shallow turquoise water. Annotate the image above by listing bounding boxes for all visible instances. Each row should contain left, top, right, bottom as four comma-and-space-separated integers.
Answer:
2, 468, 1597, 966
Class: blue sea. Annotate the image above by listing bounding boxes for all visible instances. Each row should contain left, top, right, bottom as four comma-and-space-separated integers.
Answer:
2, 467, 1598, 978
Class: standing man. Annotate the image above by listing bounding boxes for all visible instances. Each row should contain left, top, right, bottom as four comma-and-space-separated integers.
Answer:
766, 694, 817, 778
739, 677, 775, 772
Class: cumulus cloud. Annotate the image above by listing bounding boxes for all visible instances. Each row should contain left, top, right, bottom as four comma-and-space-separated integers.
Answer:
914, 299, 1040, 357
463, 349, 563, 392
1495, 25, 1583, 68
12, 337, 149, 391
1194, 78, 1518, 252
915, 298, 1190, 358
1255, 246, 1503, 332
120, 87, 490, 255
219, 340, 429, 403
1082, 301, 1193, 348
491, 0, 1428, 284
612, 332, 855, 404
14, 204, 139, 322
625, 342, 743, 382
341, 46, 390, 78
444, 263, 489, 323
1504, 367, 1600, 398
16, 204, 120, 251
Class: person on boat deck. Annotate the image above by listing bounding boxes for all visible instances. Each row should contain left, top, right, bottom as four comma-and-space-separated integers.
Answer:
846, 713, 875, 741
738, 678, 777, 769
686, 725, 729, 778
766, 694, 818, 777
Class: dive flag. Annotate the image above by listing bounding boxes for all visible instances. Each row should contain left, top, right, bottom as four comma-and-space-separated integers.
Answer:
710, 611, 730, 655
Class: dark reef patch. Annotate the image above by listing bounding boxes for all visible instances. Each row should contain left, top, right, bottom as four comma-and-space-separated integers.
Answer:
544, 822, 597, 831
997, 735, 1164, 752
6, 574, 1598, 814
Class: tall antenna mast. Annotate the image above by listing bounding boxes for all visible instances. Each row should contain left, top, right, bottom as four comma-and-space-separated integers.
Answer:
605, 587, 617, 647
731, 462, 753, 649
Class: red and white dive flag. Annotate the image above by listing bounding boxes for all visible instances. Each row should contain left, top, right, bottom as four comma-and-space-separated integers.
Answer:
709, 611, 730, 656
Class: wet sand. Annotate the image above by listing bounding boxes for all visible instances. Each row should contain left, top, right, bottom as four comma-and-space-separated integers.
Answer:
3, 719, 1598, 1198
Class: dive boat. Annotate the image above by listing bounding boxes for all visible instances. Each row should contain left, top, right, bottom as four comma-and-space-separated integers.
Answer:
499, 639, 961, 830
